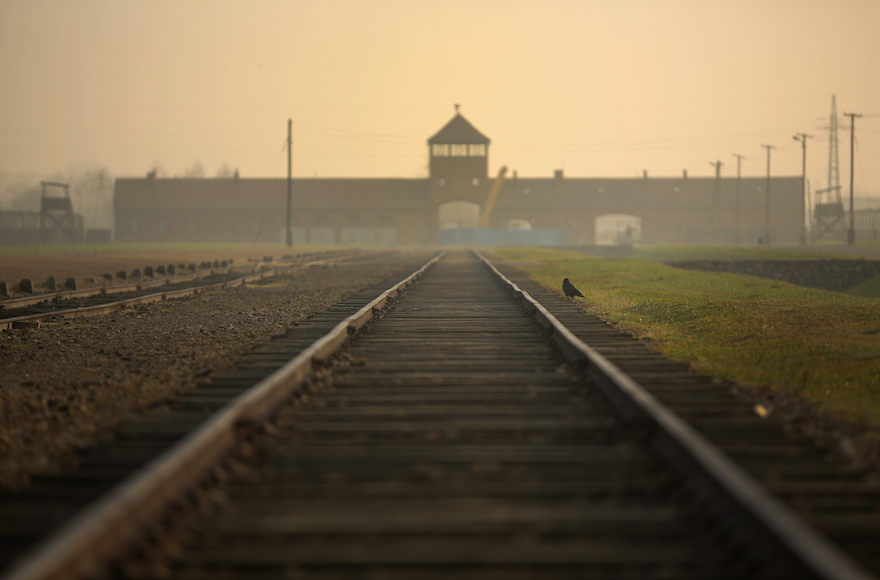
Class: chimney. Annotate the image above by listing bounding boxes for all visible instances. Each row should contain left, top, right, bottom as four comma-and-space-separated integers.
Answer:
682, 169, 688, 179
643, 169, 648, 179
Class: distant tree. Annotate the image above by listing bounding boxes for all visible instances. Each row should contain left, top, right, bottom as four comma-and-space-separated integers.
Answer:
216, 162, 236, 178
182, 160, 205, 178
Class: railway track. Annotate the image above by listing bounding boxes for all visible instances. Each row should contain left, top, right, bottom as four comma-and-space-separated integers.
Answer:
1, 249, 877, 579
0, 249, 368, 330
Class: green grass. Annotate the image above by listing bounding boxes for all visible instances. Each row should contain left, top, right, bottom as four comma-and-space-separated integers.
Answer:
490, 247, 880, 427
627, 245, 861, 261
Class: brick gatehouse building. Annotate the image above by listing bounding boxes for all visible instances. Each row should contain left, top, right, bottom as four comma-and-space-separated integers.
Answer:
114, 113, 803, 245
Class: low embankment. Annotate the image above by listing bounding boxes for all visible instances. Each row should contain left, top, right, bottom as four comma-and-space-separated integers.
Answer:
666, 259, 880, 293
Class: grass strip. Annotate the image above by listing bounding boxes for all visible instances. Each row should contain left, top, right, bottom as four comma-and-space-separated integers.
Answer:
491, 247, 880, 428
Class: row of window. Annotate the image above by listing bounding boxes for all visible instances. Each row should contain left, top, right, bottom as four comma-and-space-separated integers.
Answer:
437, 177, 481, 187
432, 144, 486, 157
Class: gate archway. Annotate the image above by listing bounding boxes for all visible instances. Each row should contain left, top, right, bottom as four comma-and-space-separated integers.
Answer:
595, 213, 642, 246
437, 200, 481, 244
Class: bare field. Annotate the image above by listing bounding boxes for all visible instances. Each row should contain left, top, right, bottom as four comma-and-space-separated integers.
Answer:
0, 244, 336, 287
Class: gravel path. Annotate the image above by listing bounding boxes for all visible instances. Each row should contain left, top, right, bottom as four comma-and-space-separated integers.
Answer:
0, 250, 434, 488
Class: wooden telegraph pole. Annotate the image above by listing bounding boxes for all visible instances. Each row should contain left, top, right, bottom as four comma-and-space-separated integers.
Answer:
286, 119, 292, 248
793, 133, 812, 245
732, 153, 745, 246
761, 144, 775, 245
843, 112, 861, 245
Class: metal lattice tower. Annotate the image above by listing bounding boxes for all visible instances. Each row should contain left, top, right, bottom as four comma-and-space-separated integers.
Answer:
813, 95, 846, 242
826, 95, 841, 203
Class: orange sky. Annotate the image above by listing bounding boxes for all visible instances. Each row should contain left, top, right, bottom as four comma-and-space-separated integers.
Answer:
1, 0, 878, 195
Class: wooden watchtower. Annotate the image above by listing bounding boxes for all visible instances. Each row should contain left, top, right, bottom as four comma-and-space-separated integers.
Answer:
40, 181, 81, 243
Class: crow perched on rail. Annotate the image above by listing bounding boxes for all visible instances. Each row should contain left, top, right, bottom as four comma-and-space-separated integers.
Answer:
562, 278, 584, 301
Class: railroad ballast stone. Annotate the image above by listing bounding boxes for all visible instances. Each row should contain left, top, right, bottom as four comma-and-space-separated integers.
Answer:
0, 251, 433, 489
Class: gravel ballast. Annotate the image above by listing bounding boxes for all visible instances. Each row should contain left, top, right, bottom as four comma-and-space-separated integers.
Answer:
0, 250, 435, 488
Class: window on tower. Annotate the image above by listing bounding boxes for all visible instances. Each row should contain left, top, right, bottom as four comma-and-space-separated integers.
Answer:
432, 144, 449, 157
450, 144, 468, 157
469, 144, 486, 156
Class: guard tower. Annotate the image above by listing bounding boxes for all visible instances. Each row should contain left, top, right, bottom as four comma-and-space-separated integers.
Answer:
428, 106, 491, 241
40, 181, 81, 243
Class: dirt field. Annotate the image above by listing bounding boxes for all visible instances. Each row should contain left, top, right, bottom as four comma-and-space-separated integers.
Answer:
0, 244, 334, 291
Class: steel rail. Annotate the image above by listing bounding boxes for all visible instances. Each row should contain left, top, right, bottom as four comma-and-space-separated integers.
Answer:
475, 249, 874, 580
0, 248, 362, 310
2, 250, 444, 580
0, 254, 354, 331
0, 268, 231, 310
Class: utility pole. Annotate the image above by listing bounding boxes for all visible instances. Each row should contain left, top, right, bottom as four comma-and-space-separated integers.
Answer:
843, 112, 861, 245
709, 160, 723, 242
286, 119, 292, 248
792, 133, 812, 245
761, 144, 775, 245
732, 154, 745, 246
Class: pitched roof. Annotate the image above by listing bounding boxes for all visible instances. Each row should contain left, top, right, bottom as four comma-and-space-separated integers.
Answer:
427, 113, 490, 145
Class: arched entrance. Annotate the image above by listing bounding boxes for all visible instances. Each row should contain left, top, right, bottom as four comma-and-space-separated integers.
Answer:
595, 214, 642, 246
437, 200, 481, 244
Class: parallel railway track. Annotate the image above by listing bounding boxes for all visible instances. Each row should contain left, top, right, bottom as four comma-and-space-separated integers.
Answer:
1, 249, 877, 579
0, 249, 368, 330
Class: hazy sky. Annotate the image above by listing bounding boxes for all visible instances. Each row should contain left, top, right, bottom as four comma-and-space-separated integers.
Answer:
1, 0, 878, 196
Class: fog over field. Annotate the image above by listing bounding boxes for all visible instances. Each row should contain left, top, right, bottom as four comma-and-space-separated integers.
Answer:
1, 0, 879, 231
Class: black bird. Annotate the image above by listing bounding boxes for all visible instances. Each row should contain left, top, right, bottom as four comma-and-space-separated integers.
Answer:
562, 278, 584, 301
